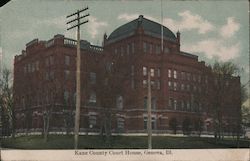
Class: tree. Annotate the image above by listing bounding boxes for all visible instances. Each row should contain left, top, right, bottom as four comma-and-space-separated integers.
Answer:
62, 100, 74, 135
41, 73, 61, 142
91, 45, 140, 144
194, 118, 203, 136
182, 117, 191, 135
241, 82, 249, 137
169, 118, 178, 134
210, 61, 240, 142
0, 67, 15, 137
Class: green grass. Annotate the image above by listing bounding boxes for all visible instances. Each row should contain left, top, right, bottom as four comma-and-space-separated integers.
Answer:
1, 135, 250, 149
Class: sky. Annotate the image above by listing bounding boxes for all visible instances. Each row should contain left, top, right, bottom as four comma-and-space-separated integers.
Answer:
0, 0, 249, 86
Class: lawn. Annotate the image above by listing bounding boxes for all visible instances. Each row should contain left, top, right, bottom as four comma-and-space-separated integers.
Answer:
1, 135, 250, 149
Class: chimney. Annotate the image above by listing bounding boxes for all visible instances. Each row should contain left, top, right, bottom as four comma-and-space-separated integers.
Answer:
103, 33, 107, 47
176, 31, 180, 51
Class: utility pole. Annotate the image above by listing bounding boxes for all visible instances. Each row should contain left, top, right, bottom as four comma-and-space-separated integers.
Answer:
66, 7, 89, 149
160, 0, 163, 53
147, 71, 152, 149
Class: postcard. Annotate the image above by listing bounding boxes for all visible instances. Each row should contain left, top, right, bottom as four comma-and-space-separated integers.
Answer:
0, 0, 249, 161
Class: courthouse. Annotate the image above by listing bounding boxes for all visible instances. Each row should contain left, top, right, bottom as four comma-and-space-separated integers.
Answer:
13, 15, 241, 135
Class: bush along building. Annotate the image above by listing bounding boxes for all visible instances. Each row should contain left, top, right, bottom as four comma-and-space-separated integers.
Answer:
13, 15, 241, 136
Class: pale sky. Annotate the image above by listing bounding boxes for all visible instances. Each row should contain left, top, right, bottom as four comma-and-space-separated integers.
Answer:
0, 0, 249, 85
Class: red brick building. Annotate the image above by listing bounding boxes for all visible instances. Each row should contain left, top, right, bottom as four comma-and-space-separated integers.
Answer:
13, 15, 241, 135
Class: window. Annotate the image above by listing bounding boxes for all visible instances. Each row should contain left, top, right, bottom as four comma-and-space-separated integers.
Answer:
152, 97, 156, 109
31, 63, 35, 72
89, 92, 96, 104
187, 84, 190, 91
131, 65, 134, 76
116, 95, 123, 109
168, 81, 172, 89
28, 63, 31, 73
149, 44, 153, 53
150, 68, 154, 77
143, 80, 147, 88
143, 66, 147, 76
49, 55, 54, 65
64, 91, 69, 102
144, 117, 147, 129
45, 72, 49, 80
198, 75, 201, 83
181, 100, 185, 110
127, 44, 130, 55
181, 72, 185, 80
205, 76, 208, 84
117, 118, 125, 130
143, 42, 147, 53
144, 97, 147, 109
174, 70, 177, 79
199, 102, 202, 111
65, 55, 70, 65
89, 115, 96, 126
90, 72, 96, 84
121, 46, 124, 56
164, 47, 169, 53
187, 101, 190, 111
193, 74, 196, 82
181, 84, 185, 91
168, 69, 171, 78
174, 82, 177, 91
174, 100, 177, 110
187, 73, 191, 81
50, 71, 55, 80
168, 98, 173, 108
156, 45, 161, 54
157, 68, 161, 77
36, 61, 39, 71
156, 80, 160, 90
131, 78, 135, 89
193, 85, 197, 92
114, 48, 118, 54
144, 117, 156, 130
45, 58, 49, 67
131, 43, 135, 53
65, 70, 70, 80
151, 80, 155, 89
23, 66, 27, 73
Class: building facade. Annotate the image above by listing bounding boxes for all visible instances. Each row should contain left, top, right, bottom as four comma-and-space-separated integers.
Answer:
13, 15, 241, 135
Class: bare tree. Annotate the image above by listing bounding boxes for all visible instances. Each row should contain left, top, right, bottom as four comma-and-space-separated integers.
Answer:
92, 46, 140, 143
209, 61, 240, 142
41, 72, 61, 142
0, 67, 15, 138
169, 118, 178, 134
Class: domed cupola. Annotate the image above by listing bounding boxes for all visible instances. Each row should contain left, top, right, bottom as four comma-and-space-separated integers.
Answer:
107, 15, 177, 43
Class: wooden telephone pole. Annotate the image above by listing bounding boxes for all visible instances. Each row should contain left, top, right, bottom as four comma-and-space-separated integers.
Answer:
66, 7, 89, 149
